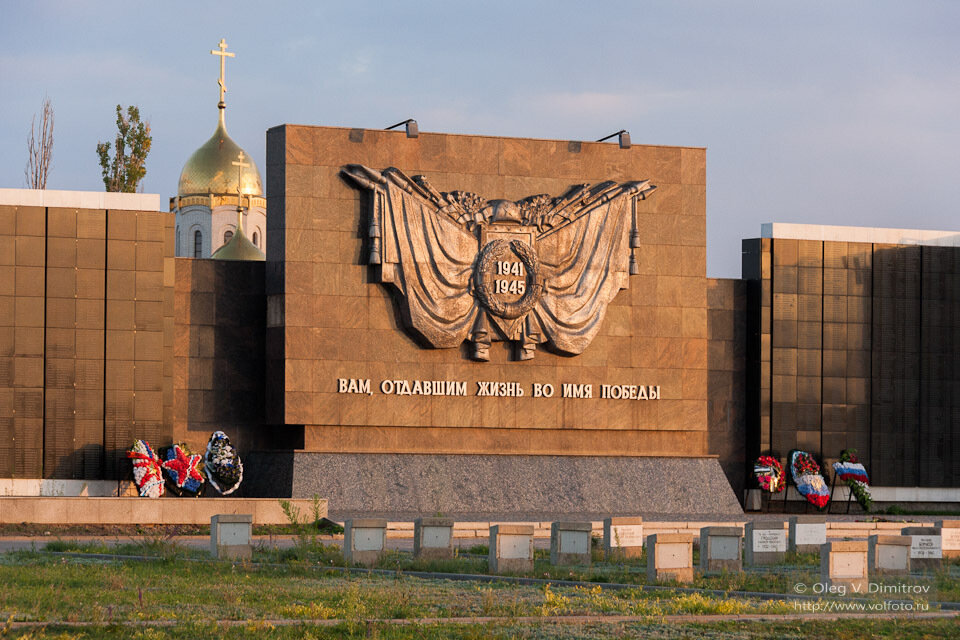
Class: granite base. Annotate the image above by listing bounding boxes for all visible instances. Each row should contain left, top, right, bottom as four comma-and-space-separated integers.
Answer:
243, 452, 743, 520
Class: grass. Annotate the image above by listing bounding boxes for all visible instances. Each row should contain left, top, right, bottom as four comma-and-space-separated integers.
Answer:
35, 536, 960, 602
6, 618, 959, 639
1, 552, 800, 623
1, 550, 956, 639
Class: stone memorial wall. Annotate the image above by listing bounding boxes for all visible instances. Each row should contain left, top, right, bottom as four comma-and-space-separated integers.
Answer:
265, 126, 710, 456
260, 126, 742, 516
0, 195, 173, 480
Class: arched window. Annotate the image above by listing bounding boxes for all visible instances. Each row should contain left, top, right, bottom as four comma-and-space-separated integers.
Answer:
252, 231, 259, 247
194, 230, 203, 258
224, 230, 234, 244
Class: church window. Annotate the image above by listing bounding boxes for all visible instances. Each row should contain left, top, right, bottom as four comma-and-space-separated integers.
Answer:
194, 230, 203, 258
224, 230, 234, 244
252, 231, 259, 247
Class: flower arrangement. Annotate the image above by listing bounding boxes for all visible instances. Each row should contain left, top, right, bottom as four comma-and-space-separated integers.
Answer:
753, 455, 784, 493
833, 448, 872, 512
204, 431, 243, 495
127, 440, 163, 498
789, 450, 830, 509
160, 443, 205, 497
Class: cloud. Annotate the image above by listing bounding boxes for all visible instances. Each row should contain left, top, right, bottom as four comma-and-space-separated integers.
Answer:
339, 49, 374, 76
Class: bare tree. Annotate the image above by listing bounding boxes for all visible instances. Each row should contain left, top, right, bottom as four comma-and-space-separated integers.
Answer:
25, 98, 54, 189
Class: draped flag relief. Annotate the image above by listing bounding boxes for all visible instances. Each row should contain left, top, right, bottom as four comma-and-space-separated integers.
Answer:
341, 165, 656, 360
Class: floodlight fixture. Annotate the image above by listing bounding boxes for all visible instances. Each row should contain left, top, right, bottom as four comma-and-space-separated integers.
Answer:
596, 130, 631, 149
386, 118, 419, 138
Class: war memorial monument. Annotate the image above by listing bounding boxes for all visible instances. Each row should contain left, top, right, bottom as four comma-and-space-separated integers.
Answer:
1, 42, 958, 522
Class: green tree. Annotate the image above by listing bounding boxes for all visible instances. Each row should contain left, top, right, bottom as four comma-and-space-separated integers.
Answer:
96, 104, 152, 192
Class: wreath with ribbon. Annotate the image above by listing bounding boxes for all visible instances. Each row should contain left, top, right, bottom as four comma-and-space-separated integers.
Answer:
832, 448, 872, 512
204, 431, 243, 495
789, 450, 830, 509
127, 440, 164, 498
474, 239, 544, 319
753, 455, 784, 493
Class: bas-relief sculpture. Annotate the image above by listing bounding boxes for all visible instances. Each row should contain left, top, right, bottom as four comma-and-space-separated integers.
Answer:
342, 165, 656, 360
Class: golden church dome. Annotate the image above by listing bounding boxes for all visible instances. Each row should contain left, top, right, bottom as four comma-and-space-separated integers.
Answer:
177, 114, 263, 198
211, 222, 265, 261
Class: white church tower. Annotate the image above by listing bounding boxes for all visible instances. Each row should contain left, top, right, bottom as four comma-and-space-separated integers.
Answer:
171, 39, 266, 260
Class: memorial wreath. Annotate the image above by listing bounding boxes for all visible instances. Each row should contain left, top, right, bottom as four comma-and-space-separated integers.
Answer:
789, 450, 830, 509
127, 439, 164, 498
160, 443, 205, 497
832, 448, 872, 512
204, 430, 243, 495
753, 455, 784, 493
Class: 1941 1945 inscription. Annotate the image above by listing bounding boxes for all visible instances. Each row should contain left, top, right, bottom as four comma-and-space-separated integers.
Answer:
337, 378, 660, 400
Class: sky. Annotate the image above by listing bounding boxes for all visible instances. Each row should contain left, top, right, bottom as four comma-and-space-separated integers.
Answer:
1, 1, 958, 278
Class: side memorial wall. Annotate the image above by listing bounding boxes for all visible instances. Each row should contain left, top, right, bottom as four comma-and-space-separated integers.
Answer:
171, 258, 275, 456
0, 191, 173, 481
743, 228, 960, 488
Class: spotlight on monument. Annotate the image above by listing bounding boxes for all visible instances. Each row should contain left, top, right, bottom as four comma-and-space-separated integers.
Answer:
597, 129, 631, 149
386, 118, 419, 138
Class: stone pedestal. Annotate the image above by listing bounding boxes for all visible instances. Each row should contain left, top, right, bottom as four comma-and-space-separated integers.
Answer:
489, 524, 534, 574
744, 520, 786, 566
699, 526, 742, 573
821, 541, 868, 593
413, 517, 454, 560
868, 535, 911, 576
646, 533, 694, 583
344, 518, 387, 566
210, 514, 252, 560
550, 521, 592, 566
788, 515, 826, 554
936, 520, 960, 559
603, 516, 643, 559
900, 526, 942, 571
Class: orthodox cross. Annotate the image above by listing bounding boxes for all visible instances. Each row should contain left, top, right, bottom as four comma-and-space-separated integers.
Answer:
210, 38, 235, 108
232, 152, 251, 228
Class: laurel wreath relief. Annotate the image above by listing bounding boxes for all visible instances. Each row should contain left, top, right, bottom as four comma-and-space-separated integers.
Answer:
474, 239, 543, 319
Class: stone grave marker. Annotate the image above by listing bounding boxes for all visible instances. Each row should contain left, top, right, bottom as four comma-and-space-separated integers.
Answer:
788, 515, 826, 553
210, 514, 252, 560
699, 526, 742, 573
646, 533, 694, 583
550, 521, 592, 566
603, 516, 643, 558
744, 520, 786, 565
344, 518, 387, 566
413, 517, 454, 560
867, 534, 911, 576
821, 541, 868, 593
936, 520, 960, 559
489, 524, 534, 573
900, 526, 942, 571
